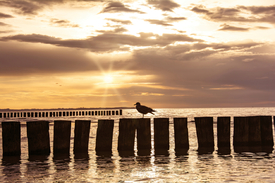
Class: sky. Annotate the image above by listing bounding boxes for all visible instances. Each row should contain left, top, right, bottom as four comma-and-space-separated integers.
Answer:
0, 0, 275, 109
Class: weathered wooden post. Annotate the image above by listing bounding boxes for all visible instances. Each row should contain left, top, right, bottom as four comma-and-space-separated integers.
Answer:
217, 117, 231, 154
233, 117, 249, 152
54, 120, 71, 157
73, 120, 91, 155
118, 118, 136, 156
96, 119, 114, 156
195, 117, 214, 154
2, 121, 21, 156
248, 116, 262, 152
174, 118, 189, 156
27, 121, 50, 156
260, 116, 273, 152
136, 118, 151, 156
154, 118, 169, 155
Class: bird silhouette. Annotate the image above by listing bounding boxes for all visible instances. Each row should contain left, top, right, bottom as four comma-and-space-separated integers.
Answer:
134, 102, 156, 118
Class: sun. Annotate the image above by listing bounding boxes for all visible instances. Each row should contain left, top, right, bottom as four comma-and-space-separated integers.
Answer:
103, 74, 114, 84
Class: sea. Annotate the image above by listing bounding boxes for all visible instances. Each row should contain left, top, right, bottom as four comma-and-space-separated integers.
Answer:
0, 107, 275, 182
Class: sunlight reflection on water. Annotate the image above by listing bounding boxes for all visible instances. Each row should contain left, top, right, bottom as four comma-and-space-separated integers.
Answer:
0, 107, 275, 182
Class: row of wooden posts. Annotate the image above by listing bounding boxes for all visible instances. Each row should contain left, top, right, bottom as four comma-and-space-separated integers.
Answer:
1, 116, 274, 158
0, 109, 123, 119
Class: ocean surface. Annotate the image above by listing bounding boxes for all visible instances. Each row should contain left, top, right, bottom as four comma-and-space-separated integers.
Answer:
0, 107, 275, 182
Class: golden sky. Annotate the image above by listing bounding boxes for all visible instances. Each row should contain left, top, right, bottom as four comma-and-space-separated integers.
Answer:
0, 0, 275, 109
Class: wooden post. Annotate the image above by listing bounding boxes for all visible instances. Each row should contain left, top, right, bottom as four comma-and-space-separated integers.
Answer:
73, 120, 91, 154
217, 117, 231, 154
233, 117, 249, 152
248, 116, 262, 152
96, 119, 114, 156
154, 118, 169, 155
260, 116, 273, 152
195, 117, 214, 154
54, 120, 71, 156
118, 118, 136, 156
27, 121, 50, 155
136, 118, 151, 156
2, 121, 21, 156
261, 116, 274, 146
174, 118, 189, 155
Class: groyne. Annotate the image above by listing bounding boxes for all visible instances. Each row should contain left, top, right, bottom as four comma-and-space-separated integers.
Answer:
1, 116, 274, 159
0, 109, 123, 120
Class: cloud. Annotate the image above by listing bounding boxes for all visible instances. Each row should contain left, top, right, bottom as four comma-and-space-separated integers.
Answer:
166, 16, 187, 21
0, 0, 103, 15
145, 19, 173, 26
0, 41, 98, 76
100, 2, 145, 14
218, 24, 250, 31
106, 18, 132, 25
0, 12, 14, 18
0, 22, 10, 26
191, 5, 275, 24
50, 18, 79, 28
97, 27, 128, 33
0, 0, 42, 15
0, 30, 14, 34
147, 0, 180, 12
128, 42, 275, 107
0, 32, 202, 52
256, 26, 270, 30
1, 39, 274, 107
145, 16, 186, 26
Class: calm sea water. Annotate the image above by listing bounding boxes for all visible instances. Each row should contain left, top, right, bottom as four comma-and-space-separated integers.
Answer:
1, 107, 275, 182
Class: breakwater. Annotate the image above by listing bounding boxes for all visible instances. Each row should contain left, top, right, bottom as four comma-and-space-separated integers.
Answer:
0, 109, 123, 119
1, 116, 274, 158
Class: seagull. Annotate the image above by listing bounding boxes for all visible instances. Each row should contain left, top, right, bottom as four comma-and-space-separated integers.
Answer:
134, 102, 156, 118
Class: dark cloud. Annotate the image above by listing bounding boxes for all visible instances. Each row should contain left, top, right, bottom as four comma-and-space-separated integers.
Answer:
0, 32, 202, 52
147, 0, 180, 12
145, 16, 186, 26
191, 6, 211, 14
97, 27, 128, 33
0, 41, 98, 76
0, 0, 42, 15
218, 24, 250, 31
256, 26, 270, 30
50, 19, 79, 28
1, 39, 274, 107
166, 16, 187, 21
0, 22, 10, 26
145, 19, 173, 26
106, 18, 132, 25
0, 0, 103, 15
191, 5, 275, 24
100, 2, 145, 14
240, 5, 275, 14
128, 42, 275, 107
0, 12, 14, 18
